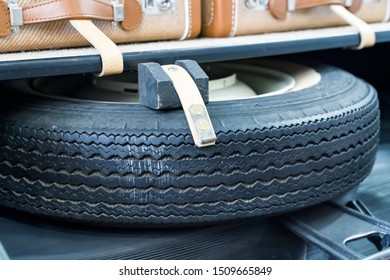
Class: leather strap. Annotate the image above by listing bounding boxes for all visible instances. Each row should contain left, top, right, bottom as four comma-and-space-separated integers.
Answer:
0, 0, 142, 37
120, 0, 142, 31
23, 0, 113, 23
188, 0, 202, 39
161, 64, 217, 147
330, 5, 375, 49
269, 0, 362, 20
0, 1, 10, 36
70, 19, 124, 76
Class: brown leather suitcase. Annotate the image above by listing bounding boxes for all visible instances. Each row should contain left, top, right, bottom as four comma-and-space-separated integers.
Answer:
0, 0, 201, 53
201, 0, 389, 38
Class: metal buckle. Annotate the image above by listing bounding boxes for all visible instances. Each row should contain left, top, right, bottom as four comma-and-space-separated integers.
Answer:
7, 0, 23, 35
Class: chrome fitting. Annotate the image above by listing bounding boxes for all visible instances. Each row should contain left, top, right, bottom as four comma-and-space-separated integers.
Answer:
109, 0, 124, 30
259, 0, 269, 6
111, 0, 125, 21
345, 0, 353, 7
157, 0, 173, 12
287, 0, 297, 11
245, 0, 257, 9
7, 0, 23, 35
245, 0, 269, 10
143, 0, 175, 14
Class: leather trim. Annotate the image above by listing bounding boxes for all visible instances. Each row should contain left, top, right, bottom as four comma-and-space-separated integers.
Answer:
202, 0, 213, 26
201, 0, 233, 37
121, 0, 142, 31
188, 0, 201, 38
0, 0, 143, 36
23, 0, 113, 23
0, 1, 10, 37
269, 0, 362, 20
269, 0, 288, 20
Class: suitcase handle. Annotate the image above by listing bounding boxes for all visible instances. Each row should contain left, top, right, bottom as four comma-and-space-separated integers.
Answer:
269, 0, 362, 20
0, 0, 142, 37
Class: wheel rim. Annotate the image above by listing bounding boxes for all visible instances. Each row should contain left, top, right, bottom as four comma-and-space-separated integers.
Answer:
10, 59, 321, 103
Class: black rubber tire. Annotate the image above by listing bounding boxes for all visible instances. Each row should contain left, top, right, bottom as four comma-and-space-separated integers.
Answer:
0, 60, 380, 227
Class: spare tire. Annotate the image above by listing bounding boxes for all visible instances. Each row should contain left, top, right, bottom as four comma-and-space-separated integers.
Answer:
0, 59, 380, 227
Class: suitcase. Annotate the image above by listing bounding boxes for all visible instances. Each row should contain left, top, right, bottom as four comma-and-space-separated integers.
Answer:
0, 0, 201, 53
201, 0, 389, 38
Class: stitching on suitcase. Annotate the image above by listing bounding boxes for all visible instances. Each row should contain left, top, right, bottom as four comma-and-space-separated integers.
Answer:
204, 0, 214, 27
23, 0, 112, 22
23, 0, 62, 11
229, 0, 236, 36
0, 2, 10, 36
23, 0, 111, 11
187, 0, 192, 38
24, 14, 112, 23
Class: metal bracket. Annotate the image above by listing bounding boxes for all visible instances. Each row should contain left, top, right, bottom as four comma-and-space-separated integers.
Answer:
109, 0, 125, 30
280, 201, 390, 259
244, 0, 269, 10
110, 0, 125, 21
287, 0, 297, 11
7, 0, 23, 35
142, 0, 175, 14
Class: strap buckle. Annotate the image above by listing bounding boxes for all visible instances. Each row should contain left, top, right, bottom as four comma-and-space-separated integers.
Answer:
7, 0, 23, 35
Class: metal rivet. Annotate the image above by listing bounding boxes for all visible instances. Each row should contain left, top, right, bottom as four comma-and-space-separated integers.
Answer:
198, 120, 209, 131
158, 0, 173, 12
111, 22, 119, 30
167, 66, 178, 71
245, 0, 257, 9
191, 104, 204, 116
10, 26, 19, 35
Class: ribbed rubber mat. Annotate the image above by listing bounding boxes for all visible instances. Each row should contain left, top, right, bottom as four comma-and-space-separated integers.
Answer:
0, 208, 305, 260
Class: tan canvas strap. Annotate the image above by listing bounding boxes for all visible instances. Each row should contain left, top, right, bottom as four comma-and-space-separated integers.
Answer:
269, 0, 362, 20
161, 64, 217, 148
70, 19, 124, 76
0, 0, 142, 36
330, 5, 375, 49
